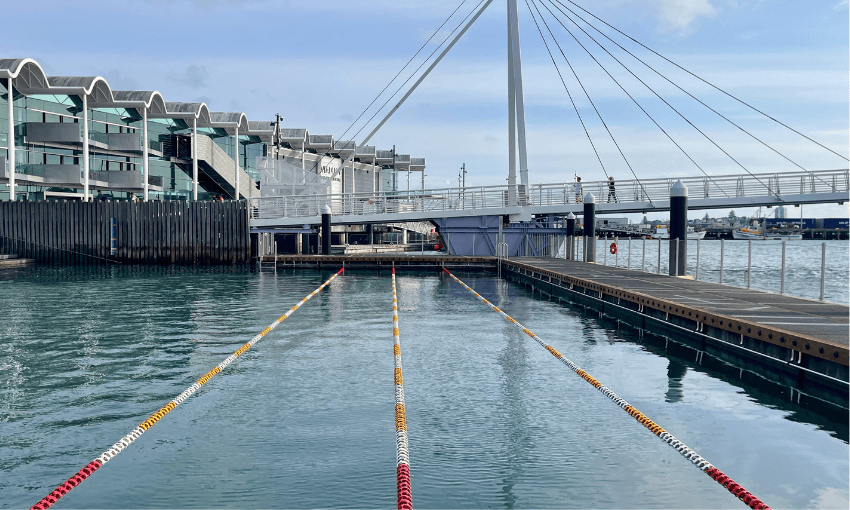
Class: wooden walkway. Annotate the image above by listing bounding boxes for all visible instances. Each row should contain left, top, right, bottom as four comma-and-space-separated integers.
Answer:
504, 257, 849, 368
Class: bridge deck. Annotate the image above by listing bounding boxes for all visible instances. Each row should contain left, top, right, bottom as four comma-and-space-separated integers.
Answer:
505, 257, 848, 359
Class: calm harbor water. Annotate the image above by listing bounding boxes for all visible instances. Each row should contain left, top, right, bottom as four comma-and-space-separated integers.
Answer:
1, 266, 848, 509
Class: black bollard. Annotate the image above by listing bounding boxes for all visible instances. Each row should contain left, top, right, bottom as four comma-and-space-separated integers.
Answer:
566, 212, 576, 260
583, 193, 596, 262
321, 204, 332, 255
669, 180, 687, 276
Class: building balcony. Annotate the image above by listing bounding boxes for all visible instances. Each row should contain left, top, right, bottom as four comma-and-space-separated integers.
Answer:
24, 123, 162, 157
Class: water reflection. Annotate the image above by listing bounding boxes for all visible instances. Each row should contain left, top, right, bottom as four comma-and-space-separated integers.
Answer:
665, 359, 687, 403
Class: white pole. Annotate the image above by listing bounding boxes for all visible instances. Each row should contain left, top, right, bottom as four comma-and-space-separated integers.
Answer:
508, 0, 529, 192
615, 236, 619, 267
695, 238, 700, 280
627, 237, 631, 269
192, 117, 198, 201
780, 241, 786, 294
641, 237, 646, 272
234, 125, 240, 200
82, 94, 90, 201
657, 238, 661, 274
143, 107, 149, 202
6, 78, 14, 201
603, 235, 608, 265
507, 0, 518, 206
747, 239, 752, 289
820, 242, 826, 301
720, 239, 725, 284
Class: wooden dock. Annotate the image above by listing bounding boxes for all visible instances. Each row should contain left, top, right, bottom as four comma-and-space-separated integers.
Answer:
501, 257, 848, 402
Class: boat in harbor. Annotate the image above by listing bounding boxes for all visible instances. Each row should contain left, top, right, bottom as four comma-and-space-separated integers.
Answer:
732, 226, 803, 241
654, 225, 706, 240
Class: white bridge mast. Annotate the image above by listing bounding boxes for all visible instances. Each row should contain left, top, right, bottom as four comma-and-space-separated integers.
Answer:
507, 0, 529, 205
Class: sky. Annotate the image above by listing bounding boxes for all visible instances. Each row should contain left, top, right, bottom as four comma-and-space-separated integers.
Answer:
4, 0, 848, 220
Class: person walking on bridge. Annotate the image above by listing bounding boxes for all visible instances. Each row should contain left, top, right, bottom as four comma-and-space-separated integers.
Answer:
574, 177, 583, 203
607, 176, 618, 203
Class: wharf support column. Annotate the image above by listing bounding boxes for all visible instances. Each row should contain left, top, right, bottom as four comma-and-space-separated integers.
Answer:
583, 193, 596, 263
321, 205, 332, 255
669, 180, 687, 276
566, 212, 576, 259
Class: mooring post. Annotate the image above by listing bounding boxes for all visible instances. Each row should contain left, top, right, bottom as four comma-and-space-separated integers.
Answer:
627, 237, 631, 269
780, 240, 786, 294
669, 180, 688, 276
321, 204, 332, 255
583, 193, 596, 263
642, 237, 646, 272
720, 239, 725, 284
566, 212, 575, 260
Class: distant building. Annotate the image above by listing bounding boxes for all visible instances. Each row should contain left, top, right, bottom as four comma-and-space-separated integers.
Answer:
776, 206, 786, 219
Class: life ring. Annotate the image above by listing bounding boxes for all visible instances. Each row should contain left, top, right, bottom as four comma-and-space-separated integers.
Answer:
610, 242, 617, 254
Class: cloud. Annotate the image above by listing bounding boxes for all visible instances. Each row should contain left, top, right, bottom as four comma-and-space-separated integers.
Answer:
835, 0, 849, 8
653, 0, 717, 33
484, 134, 498, 143
172, 65, 209, 89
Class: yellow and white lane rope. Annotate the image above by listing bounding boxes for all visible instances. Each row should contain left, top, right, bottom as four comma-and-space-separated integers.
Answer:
31, 268, 345, 510
442, 269, 770, 510
392, 268, 413, 510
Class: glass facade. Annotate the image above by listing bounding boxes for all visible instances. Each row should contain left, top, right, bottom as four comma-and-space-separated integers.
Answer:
0, 88, 266, 201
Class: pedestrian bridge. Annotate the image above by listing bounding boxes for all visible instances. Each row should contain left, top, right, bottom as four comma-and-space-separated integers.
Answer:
250, 168, 849, 228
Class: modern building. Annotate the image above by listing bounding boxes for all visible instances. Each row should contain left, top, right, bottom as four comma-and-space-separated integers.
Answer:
0, 58, 425, 202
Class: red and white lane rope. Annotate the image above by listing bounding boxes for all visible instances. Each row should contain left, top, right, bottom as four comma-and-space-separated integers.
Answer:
391, 268, 413, 510
31, 269, 344, 510
442, 269, 770, 510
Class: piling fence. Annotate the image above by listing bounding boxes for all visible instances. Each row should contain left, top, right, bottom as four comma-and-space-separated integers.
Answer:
0, 201, 250, 265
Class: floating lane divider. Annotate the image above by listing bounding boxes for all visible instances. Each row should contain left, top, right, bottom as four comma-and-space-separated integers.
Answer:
392, 268, 413, 510
31, 268, 345, 510
441, 268, 770, 510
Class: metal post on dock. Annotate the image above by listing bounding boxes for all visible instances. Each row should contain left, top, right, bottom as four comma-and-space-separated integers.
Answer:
321, 204, 332, 255
669, 180, 688, 276
615, 236, 619, 267
603, 235, 608, 265
583, 193, 596, 263
641, 237, 646, 272
566, 213, 575, 259
695, 239, 700, 281
582, 236, 587, 262
719, 239, 725, 284
820, 242, 826, 301
747, 240, 752, 289
780, 241, 786, 294
627, 237, 631, 269
657, 238, 662, 274
673, 239, 679, 277
472, 233, 476, 256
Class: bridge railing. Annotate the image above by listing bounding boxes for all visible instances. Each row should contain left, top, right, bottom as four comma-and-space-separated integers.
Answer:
249, 169, 848, 221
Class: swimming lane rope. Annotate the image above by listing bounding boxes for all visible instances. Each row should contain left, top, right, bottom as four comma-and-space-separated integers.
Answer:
391, 268, 413, 510
30, 268, 345, 510
442, 268, 770, 510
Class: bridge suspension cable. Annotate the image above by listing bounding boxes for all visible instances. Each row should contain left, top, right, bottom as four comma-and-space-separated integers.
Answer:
540, 0, 785, 198
533, 0, 740, 198
523, 0, 653, 204
549, 0, 816, 176
324, 0, 494, 184
335, 0, 471, 144
557, 0, 848, 163
522, 0, 609, 180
